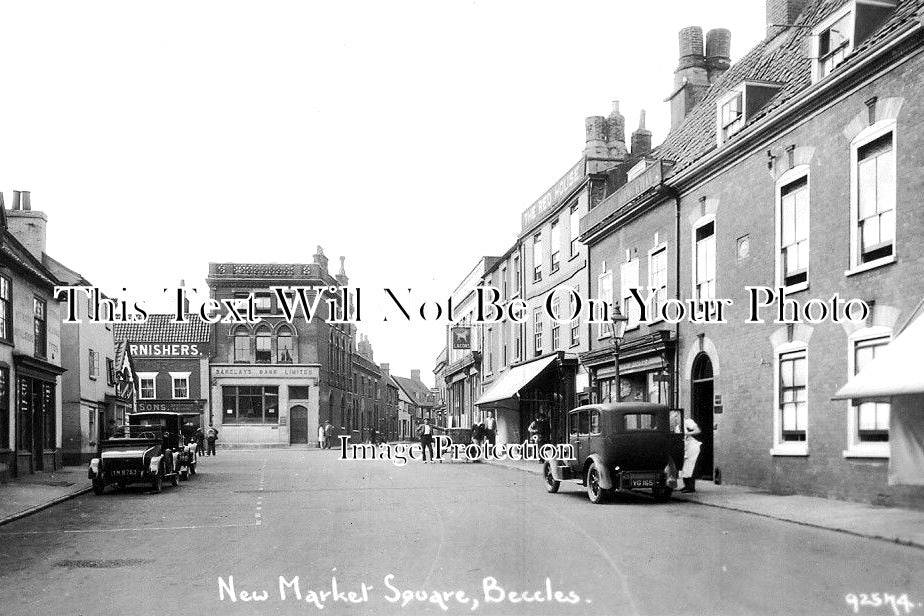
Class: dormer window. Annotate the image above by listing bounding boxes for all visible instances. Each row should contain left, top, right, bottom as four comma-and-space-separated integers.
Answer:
818, 11, 852, 78
811, 1, 896, 84
719, 92, 744, 141
716, 82, 781, 146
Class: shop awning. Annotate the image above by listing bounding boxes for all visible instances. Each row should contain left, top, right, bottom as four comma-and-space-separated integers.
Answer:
475, 356, 558, 406
833, 311, 924, 400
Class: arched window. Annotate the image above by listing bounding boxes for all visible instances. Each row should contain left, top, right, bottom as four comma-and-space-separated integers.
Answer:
277, 325, 295, 364
233, 326, 250, 363
255, 325, 272, 364
329, 330, 335, 373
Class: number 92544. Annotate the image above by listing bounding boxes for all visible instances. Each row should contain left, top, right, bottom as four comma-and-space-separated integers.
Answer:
845, 593, 919, 615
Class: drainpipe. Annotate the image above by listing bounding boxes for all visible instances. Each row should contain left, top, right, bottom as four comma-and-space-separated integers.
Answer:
665, 186, 682, 411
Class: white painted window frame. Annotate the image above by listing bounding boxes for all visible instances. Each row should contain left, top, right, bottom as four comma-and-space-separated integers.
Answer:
846, 119, 898, 276
137, 372, 158, 400
170, 371, 192, 400
775, 165, 811, 294
843, 327, 892, 459
770, 342, 809, 457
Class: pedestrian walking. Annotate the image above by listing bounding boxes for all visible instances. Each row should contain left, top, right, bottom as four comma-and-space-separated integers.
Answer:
195, 426, 205, 457
324, 421, 333, 449
484, 412, 497, 446
206, 423, 219, 456
417, 418, 435, 463
680, 417, 702, 493
318, 424, 326, 449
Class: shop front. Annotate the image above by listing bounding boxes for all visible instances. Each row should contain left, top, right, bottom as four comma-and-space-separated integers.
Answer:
14, 354, 65, 474
475, 352, 577, 445
580, 331, 676, 407
210, 364, 320, 447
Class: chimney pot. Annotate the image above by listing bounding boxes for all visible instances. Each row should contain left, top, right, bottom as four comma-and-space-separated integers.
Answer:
678, 26, 705, 69
706, 29, 732, 83
12, 190, 21, 210
21, 191, 31, 211
631, 110, 653, 157
766, 0, 810, 38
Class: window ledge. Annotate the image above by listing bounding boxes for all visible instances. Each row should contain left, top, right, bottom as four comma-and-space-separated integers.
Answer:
842, 447, 889, 460
845, 255, 895, 277
770, 445, 808, 457
781, 281, 809, 295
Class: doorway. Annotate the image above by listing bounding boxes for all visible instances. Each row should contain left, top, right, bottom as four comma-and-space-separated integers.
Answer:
289, 405, 308, 445
690, 354, 714, 480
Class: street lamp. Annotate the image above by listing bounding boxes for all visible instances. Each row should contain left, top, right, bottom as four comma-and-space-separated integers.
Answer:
610, 303, 629, 403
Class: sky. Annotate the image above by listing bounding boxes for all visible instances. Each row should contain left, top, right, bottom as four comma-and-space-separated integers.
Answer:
0, 1, 765, 387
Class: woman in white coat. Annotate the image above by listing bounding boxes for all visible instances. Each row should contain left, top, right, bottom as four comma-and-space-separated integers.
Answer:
318, 424, 327, 449
680, 417, 702, 493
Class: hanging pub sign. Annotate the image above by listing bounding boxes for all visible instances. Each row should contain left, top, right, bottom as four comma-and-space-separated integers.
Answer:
451, 327, 472, 350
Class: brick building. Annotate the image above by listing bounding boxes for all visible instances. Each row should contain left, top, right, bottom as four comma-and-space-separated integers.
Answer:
206, 247, 351, 447
0, 191, 65, 479
580, 0, 924, 508
113, 314, 210, 430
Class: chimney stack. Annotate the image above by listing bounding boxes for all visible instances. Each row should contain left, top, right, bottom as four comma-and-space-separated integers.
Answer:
5, 190, 48, 260
180, 279, 191, 315
336, 256, 349, 286
667, 26, 712, 130
705, 29, 732, 83
766, 0, 810, 38
0, 193, 6, 229
313, 245, 329, 273
631, 111, 652, 156
606, 101, 628, 160
411, 369, 421, 383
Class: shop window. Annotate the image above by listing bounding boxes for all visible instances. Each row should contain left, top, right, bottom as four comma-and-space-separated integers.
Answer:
33, 297, 47, 358
222, 385, 279, 424
0, 274, 11, 343
253, 293, 272, 314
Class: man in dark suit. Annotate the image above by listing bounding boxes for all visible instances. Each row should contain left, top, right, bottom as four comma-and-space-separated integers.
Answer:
417, 418, 435, 463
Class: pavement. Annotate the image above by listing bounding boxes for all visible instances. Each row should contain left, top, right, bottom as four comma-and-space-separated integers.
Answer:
0, 449, 920, 615
487, 456, 924, 550
0, 465, 92, 526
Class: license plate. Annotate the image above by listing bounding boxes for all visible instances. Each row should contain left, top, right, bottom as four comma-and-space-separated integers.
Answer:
109, 470, 140, 478
629, 475, 658, 488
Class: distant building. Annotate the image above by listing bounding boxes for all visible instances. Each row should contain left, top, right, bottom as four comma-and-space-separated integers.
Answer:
206, 247, 351, 447
393, 370, 436, 434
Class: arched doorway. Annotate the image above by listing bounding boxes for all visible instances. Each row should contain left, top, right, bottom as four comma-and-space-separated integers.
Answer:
690, 353, 714, 479
290, 405, 308, 444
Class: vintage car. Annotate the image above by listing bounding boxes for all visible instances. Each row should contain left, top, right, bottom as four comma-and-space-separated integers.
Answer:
88, 412, 191, 494
543, 402, 683, 504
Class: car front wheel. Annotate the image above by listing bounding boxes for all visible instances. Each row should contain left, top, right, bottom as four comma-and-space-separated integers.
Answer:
543, 461, 560, 494
586, 464, 608, 504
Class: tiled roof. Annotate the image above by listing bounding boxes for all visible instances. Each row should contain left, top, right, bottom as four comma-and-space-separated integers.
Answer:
113, 314, 211, 343
0, 233, 58, 286
657, 0, 923, 175
352, 353, 381, 375
393, 376, 436, 407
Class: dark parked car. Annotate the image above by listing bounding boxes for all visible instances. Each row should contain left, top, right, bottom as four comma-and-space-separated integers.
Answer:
543, 402, 683, 504
88, 412, 191, 494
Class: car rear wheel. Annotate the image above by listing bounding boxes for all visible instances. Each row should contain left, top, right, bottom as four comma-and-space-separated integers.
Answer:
543, 461, 560, 494
180, 470, 189, 481
170, 473, 179, 487
586, 464, 608, 504
92, 477, 105, 496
